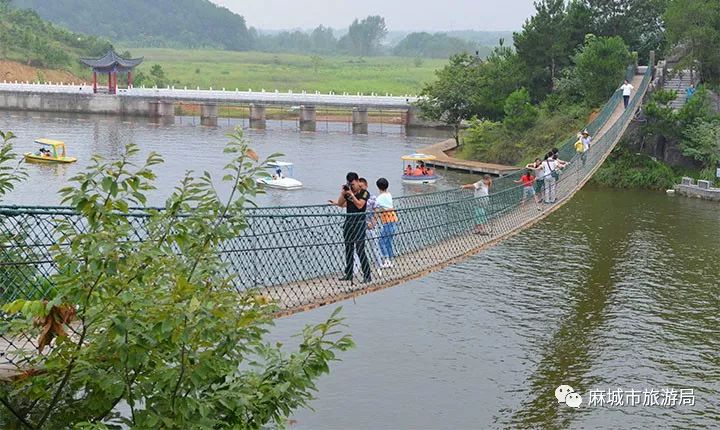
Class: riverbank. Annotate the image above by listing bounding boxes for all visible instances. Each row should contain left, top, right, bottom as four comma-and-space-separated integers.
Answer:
674, 177, 720, 201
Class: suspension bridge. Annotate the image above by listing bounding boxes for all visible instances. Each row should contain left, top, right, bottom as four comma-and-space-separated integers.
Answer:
0, 66, 652, 377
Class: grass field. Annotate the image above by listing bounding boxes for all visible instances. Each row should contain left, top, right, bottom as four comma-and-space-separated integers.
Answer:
129, 49, 445, 95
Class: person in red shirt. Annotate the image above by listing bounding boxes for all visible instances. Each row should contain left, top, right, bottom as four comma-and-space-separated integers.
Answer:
514, 169, 537, 207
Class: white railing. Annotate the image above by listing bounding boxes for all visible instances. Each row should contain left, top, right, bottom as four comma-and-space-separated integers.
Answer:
0, 81, 419, 108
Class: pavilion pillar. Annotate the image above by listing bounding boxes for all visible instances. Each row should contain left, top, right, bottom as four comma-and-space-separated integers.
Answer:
92, 71, 97, 93
113, 71, 118, 94
108, 73, 112, 93
298, 105, 316, 132
127, 71, 133, 88
249, 104, 266, 129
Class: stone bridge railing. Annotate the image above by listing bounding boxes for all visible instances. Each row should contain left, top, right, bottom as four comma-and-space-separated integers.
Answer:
0, 81, 422, 130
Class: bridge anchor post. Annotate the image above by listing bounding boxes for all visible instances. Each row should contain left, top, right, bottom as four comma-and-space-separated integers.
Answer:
249, 104, 266, 129
299, 105, 316, 132
200, 103, 218, 126
352, 106, 368, 134
148, 100, 175, 125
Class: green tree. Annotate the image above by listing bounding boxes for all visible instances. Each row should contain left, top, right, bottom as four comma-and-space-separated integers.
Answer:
583, 0, 667, 62
514, 0, 588, 99
503, 88, 539, 131
393, 32, 478, 59
474, 46, 524, 121
416, 53, 483, 144
642, 86, 719, 176
573, 34, 632, 104
681, 119, 720, 173
0, 129, 353, 429
310, 25, 337, 53
664, 0, 720, 84
340, 15, 388, 56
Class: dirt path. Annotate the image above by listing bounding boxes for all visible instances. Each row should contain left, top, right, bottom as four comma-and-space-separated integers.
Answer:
0, 60, 83, 83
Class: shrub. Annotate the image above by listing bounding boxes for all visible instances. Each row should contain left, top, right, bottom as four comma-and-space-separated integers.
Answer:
592, 145, 678, 190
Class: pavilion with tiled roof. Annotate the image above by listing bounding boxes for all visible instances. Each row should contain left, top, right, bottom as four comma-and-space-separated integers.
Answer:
80, 50, 143, 94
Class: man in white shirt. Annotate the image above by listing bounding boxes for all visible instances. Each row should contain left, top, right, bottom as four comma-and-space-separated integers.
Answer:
621, 79, 634, 109
541, 155, 558, 203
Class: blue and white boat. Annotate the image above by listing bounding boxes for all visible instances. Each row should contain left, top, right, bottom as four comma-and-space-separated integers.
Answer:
257, 161, 303, 190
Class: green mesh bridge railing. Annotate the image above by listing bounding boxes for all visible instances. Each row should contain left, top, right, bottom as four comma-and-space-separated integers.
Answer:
1, 66, 652, 372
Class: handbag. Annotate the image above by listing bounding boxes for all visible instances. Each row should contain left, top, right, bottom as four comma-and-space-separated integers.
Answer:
547, 160, 560, 180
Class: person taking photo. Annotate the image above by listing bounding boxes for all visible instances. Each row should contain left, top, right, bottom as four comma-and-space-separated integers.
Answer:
329, 172, 372, 283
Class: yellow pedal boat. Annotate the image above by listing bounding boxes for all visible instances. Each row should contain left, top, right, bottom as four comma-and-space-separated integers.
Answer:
24, 138, 77, 163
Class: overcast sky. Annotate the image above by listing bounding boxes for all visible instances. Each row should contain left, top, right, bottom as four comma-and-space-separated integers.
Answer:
211, 0, 535, 31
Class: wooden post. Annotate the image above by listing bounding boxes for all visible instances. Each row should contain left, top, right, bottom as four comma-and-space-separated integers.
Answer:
108, 72, 112, 93
92, 71, 97, 93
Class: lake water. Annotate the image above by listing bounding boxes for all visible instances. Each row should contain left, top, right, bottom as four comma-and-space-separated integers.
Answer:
1, 112, 718, 428
0, 111, 466, 207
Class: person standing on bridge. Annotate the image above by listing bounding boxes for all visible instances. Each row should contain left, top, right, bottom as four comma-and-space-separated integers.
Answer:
375, 177, 398, 268
581, 129, 592, 151
542, 153, 558, 204
526, 158, 544, 206
621, 79, 634, 109
460, 174, 493, 235
574, 134, 587, 166
329, 172, 372, 283
514, 169, 536, 206
578, 129, 592, 166
353, 178, 384, 274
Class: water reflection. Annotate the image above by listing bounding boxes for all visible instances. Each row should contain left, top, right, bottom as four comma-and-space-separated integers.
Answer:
509, 190, 632, 428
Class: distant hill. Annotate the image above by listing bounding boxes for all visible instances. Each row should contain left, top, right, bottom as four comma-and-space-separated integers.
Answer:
10, 0, 253, 50
0, 3, 111, 74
